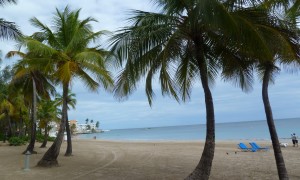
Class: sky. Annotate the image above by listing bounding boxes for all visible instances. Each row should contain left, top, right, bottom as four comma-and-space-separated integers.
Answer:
1, 0, 300, 130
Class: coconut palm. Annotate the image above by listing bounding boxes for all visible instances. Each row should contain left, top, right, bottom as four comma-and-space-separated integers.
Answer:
109, 1, 236, 179
256, 19, 299, 180
0, 0, 16, 4
0, 99, 14, 137
0, 0, 21, 40
0, 65, 14, 137
55, 91, 76, 110
256, 1, 300, 179
20, 6, 113, 166
6, 50, 56, 154
109, 0, 296, 179
220, 1, 300, 179
9, 89, 29, 137
0, 82, 27, 139
55, 90, 76, 156
38, 98, 60, 148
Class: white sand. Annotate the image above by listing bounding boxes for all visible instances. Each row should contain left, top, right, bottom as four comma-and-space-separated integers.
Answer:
0, 139, 299, 180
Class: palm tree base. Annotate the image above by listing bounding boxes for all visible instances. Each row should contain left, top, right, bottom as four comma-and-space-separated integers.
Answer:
64, 152, 72, 156
22, 150, 37, 154
37, 159, 59, 167
184, 163, 209, 180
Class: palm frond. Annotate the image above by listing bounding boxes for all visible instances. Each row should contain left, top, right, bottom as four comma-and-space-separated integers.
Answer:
0, 18, 22, 40
0, 0, 16, 5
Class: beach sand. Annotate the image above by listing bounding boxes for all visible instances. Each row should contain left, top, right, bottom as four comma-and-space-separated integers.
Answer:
0, 139, 299, 180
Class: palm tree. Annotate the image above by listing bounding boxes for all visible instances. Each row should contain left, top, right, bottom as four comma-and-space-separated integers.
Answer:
0, 0, 21, 40
0, 0, 16, 4
256, 1, 300, 179
109, 0, 295, 179
96, 121, 99, 129
38, 98, 60, 148
11, 91, 29, 137
109, 1, 238, 179
20, 6, 113, 166
55, 90, 76, 156
55, 91, 76, 110
221, 1, 300, 179
0, 99, 14, 137
6, 50, 55, 154
0, 65, 15, 138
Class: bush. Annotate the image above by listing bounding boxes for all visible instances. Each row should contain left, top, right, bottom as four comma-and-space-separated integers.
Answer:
48, 136, 55, 141
20, 136, 29, 142
36, 134, 44, 143
0, 133, 4, 141
8, 137, 26, 146
36, 134, 55, 142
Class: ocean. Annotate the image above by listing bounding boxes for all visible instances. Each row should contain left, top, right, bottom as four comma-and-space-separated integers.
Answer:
77, 118, 300, 141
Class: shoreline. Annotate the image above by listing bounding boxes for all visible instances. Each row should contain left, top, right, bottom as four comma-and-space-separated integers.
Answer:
1, 139, 299, 179
74, 134, 292, 143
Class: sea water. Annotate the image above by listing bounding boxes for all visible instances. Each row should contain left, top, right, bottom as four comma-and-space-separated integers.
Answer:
77, 118, 300, 141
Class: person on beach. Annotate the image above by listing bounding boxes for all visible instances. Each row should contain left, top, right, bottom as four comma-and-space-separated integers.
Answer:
291, 133, 298, 147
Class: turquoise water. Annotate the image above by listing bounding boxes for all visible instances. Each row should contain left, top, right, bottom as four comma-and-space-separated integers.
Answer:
77, 118, 300, 141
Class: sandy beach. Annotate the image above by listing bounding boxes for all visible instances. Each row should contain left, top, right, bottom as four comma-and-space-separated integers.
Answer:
0, 139, 299, 180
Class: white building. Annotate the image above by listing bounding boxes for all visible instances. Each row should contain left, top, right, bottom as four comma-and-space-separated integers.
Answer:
48, 121, 58, 137
76, 124, 88, 133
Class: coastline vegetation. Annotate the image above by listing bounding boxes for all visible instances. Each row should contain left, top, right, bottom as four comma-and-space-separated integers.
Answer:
1, 0, 300, 179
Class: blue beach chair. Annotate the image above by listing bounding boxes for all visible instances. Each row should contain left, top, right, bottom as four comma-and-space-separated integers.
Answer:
249, 142, 270, 151
237, 143, 257, 152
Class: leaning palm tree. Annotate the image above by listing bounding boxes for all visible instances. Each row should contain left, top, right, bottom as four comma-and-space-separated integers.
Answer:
55, 90, 76, 156
20, 6, 113, 166
221, 1, 300, 179
256, 1, 300, 179
0, 0, 21, 40
109, 0, 292, 179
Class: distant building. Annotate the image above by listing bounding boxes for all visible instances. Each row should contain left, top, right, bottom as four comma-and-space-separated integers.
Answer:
76, 124, 89, 133
76, 123, 97, 133
48, 121, 58, 137
69, 120, 78, 134
90, 123, 96, 130
69, 120, 77, 128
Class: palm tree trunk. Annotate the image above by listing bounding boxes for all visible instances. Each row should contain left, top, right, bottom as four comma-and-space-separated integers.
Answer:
262, 67, 288, 180
40, 125, 48, 148
7, 115, 12, 137
23, 78, 37, 154
186, 39, 215, 180
65, 113, 72, 156
37, 83, 69, 167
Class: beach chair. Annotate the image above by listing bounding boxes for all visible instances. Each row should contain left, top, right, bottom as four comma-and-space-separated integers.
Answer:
249, 142, 270, 151
237, 143, 257, 152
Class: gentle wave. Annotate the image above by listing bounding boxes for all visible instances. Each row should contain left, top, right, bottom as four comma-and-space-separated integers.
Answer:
77, 118, 300, 141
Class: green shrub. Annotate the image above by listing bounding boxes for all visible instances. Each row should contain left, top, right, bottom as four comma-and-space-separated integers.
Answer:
20, 136, 29, 142
8, 137, 26, 146
36, 134, 44, 143
36, 134, 55, 142
47, 136, 55, 141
